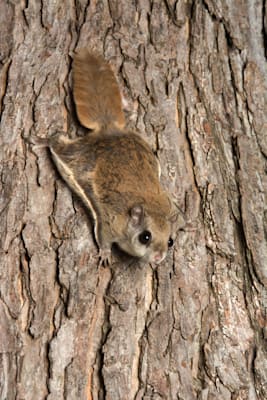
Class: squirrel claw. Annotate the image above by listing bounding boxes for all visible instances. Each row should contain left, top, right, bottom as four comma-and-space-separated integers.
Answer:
98, 248, 112, 268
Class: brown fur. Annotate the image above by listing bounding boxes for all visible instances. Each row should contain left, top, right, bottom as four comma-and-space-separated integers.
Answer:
73, 49, 125, 131
48, 50, 176, 266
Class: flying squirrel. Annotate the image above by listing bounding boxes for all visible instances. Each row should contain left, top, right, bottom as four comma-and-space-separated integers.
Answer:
35, 49, 178, 267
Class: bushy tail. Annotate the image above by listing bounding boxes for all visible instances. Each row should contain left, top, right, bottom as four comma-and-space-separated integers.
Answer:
73, 48, 125, 131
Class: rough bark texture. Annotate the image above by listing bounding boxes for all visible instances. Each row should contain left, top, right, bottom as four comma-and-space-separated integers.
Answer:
0, 1, 267, 399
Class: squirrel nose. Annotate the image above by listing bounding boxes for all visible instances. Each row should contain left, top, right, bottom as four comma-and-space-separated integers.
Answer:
153, 252, 165, 264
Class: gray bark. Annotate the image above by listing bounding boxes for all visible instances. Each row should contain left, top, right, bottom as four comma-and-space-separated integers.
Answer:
0, 1, 266, 399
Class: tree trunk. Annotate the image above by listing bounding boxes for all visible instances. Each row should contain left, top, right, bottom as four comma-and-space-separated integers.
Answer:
1, 1, 266, 399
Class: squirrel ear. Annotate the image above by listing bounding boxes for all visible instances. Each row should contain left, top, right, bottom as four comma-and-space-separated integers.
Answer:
129, 205, 144, 226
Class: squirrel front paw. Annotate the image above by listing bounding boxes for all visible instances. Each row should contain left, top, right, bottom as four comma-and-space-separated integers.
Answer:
98, 248, 112, 268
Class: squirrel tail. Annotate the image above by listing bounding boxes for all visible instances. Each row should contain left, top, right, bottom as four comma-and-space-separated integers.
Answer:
73, 48, 125, 132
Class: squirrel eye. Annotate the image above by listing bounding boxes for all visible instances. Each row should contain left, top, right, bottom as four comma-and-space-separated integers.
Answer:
138, 230, 152, 245
168, 237, 174, 248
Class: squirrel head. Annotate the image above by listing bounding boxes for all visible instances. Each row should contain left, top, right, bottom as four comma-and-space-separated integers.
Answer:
117, 203, 175, 264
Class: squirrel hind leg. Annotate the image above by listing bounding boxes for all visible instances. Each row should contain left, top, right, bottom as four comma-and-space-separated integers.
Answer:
25, 136, 50, 154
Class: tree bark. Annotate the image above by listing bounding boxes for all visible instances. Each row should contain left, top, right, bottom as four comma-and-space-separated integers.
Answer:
0, 1, 266, 399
